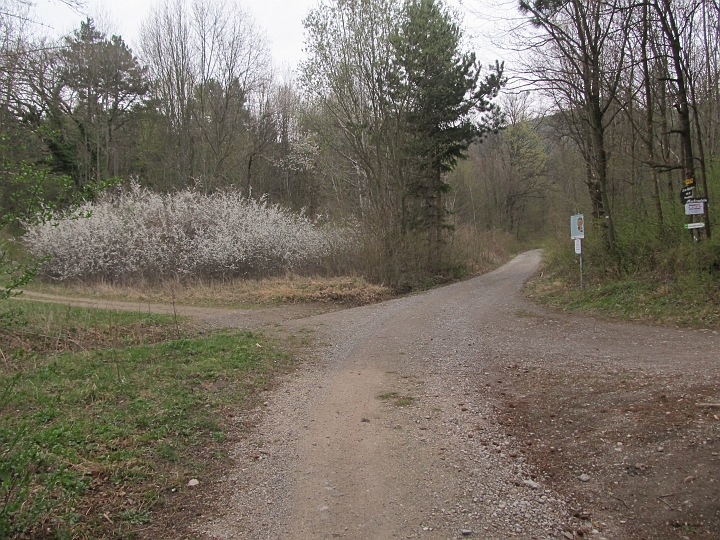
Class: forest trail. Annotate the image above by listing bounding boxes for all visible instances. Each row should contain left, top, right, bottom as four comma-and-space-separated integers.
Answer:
198, 251, 720, 539
19, 290, 334, 328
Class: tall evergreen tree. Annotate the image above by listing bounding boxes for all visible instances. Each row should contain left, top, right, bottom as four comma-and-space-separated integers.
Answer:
391, 0, 504, 259
56, 19, 148, 185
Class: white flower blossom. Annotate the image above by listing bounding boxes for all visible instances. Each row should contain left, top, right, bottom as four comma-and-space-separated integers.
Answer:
23, 183, 357, 282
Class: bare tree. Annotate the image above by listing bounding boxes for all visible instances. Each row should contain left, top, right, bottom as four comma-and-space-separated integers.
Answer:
140, 0, 194, 181
302, 0, 404, 224
517, 0, 634, 252
140, 0, 271, 188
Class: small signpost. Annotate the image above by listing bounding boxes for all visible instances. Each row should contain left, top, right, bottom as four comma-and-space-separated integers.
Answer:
571, 214, 584, 288
680, 178, 712, 239
681, 179, 710, 239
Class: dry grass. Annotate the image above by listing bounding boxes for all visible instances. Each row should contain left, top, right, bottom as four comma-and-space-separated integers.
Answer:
26, 275, 393, 309
22, 228, 525, 309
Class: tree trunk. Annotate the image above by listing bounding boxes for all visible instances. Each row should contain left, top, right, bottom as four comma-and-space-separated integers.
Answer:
655, 0, 695, 189
587, 96, 616, 251
642, 1, 664, 234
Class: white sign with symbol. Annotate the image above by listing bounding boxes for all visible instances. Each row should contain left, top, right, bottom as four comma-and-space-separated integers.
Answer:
570, 214, 585, 239
574, 238, 582, 254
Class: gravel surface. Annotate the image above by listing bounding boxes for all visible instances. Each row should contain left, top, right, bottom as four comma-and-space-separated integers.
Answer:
197, 251, 601, 539
32, 251, 719, 538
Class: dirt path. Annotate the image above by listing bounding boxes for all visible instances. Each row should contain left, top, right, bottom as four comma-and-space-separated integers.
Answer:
19, 290, 335, 328
24, 252, 720, 539
197, 250, 719, 540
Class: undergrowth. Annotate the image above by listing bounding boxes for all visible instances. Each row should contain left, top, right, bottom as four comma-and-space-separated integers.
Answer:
528, 232, 720, 328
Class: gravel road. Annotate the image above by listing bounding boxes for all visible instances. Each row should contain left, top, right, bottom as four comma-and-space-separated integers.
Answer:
194, 248, 715, 540
31, 250, 719, 538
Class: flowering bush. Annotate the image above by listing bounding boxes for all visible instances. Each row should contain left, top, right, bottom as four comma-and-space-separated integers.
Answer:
23, 184, 355, 282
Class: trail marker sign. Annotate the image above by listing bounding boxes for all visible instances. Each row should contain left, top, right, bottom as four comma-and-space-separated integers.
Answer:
570, 214, 585, 239
570, 215, 584, 288
685, 201, 705, 215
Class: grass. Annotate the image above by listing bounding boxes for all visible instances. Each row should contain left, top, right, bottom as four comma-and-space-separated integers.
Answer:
0, 300, 189, 358
526, 272, 720, 328
25, 275, 393, 309
377, 392, 414, 407
0, 300, 289, 539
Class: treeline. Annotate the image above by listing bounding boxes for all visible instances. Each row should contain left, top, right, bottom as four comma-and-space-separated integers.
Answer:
1, 0, 310, 209
496, 0, 720, 279
6, 0, 718, 288
1, 0, 510, 287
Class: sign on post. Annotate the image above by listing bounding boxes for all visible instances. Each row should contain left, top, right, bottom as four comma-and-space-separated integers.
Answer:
684, 222, 705, 230
570, 215, 584, 288
680, 186, 694, 204
685, 199, 706, 215
570, 214, 585, 239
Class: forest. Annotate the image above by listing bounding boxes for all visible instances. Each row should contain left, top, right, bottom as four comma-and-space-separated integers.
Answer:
1, 0, 719, 294
1, 0, 720, 536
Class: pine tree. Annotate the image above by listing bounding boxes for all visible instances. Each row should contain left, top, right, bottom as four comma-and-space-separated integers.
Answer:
51, 19, 148, 185
391, 0, 504, 261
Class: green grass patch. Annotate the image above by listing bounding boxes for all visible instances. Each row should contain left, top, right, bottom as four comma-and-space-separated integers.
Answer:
526, 273, 720, 327
0, 329, 288, 538
0, 299, 189, 358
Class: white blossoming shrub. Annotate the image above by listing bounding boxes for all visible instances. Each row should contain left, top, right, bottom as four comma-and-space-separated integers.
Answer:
23, 184, 356, 282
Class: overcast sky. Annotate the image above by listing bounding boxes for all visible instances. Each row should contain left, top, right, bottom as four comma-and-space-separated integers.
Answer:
36, 0, 520, 72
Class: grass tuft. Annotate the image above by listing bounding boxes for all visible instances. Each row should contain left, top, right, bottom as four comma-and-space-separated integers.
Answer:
377, 392, 414, 407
